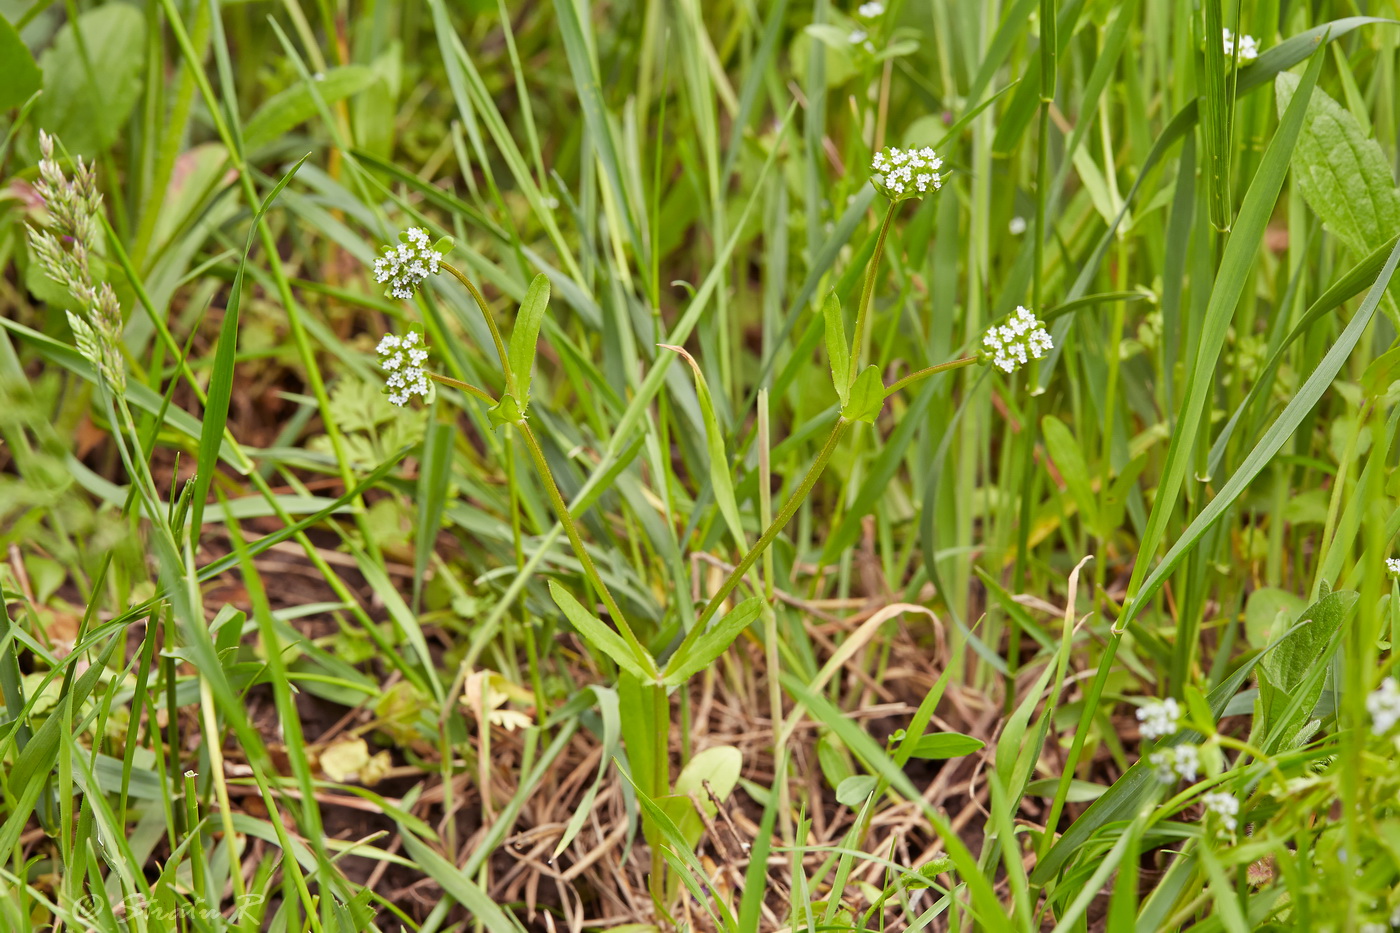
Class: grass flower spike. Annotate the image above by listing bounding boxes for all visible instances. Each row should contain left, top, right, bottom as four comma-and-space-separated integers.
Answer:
1222, 28, 1259, 62
1367, 678, 1400, 735
1136, 698, 1181, 740
1202, 791, 1239, 831
377, 328, 432, 407
373, 227, 448, 300
981, 305, 1053, 373
870, 146, 942, 200
1149, 744, 1200, 783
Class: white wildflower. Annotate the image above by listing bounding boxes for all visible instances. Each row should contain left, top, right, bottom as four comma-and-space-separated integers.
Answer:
1361, 924, 1386, 933
1136, 698, 1181, 741
1009, 216, 1027, 235
857, 1, 884, 17
1149, 744, 1200, 784
1202, 791, 1239, 831
870, 145, 943, 200
377, 329, 433, 407
1386, 557, 1400, 576
1222, 28, 1259, 62
1367, 678, 1400, 735
849, 28, 867, 44
981, 305, 1053, 374
372, 226, 445, 301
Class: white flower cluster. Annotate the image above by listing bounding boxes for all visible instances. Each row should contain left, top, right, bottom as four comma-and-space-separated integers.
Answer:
982, 305, 1053, 373
857, 1, 883, 16
1368, 677, 1400, 735
1149, 744, 1199, 784
378, 330, 432, 407
1202, 791, 1239, 831
849, 28, 868, 44
1387, 557, 1400, 576
1136, 698, 1181, 741
1222, 28, 1259, 62
870, 146, 943, 199
373, 227, 443, 300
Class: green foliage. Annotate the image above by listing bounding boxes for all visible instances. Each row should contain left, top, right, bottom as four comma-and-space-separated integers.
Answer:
34, 5, 144, 155
1277, 71, 1400, 258
0, 15, 39, 112
7, 3, 1400, 931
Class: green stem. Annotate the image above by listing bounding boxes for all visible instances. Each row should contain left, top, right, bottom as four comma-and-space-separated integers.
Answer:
514, 420, 653, 673
427, 372, 497, 406
883, 356, 978, 397
442, 261, 512, 383
676, 417, 851, 661
848, 200, 900, 387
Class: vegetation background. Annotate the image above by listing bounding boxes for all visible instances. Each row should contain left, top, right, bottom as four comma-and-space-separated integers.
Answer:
2, 0, 1400, 930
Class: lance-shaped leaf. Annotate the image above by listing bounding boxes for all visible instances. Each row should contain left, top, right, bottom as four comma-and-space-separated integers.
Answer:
506, 273, 551, 414
659, 343, 748, 551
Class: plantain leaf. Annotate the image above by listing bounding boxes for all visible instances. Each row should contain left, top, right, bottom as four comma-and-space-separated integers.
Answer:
0, 16, 40, 112
1276, 71, 1400, 259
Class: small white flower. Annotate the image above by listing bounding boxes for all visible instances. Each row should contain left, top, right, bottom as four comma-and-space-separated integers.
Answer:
377, 328, 433, 407
1149, 744, 1200, 784
981, 305, 1053, 373
1367, 678, 1400, 735
1136, 698, 1181, 741
1386, 557, 1400, 576
1202, 791, 1239, 831
857, 1, 884, 17
1361, 924, 1386, 933
870, 145, 943, 199
849, 28, 867, 44
372, 226, 445, 301
1009, 216, 1027, 235
1222, 28, 1259, 62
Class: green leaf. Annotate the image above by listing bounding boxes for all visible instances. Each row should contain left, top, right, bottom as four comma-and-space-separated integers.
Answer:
0, 15, 40, 112
1276, 71, 1400, 259
1243, 587, 1307, 650
657, 745, 743, 848
909, 732, 985, 760
659, 344, 747, 552
822, 291, 850, 405
1122, 39, 1326, 614
397, 828, 526, 933
487, 393, 523, 428
835, 775, 877, 807
242, 66, 377, 151
35, 4, 144, 155
1123, 226, 1400, 631
842, 364, 885, 424
1041, 415, 1100, 530
1031, 650, 1266, 883
1257, 589, 1356, 749
548, 581, 654, 681
507, 273, 551, 412
660, 597, 763, 687
190, 155, 309, 546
